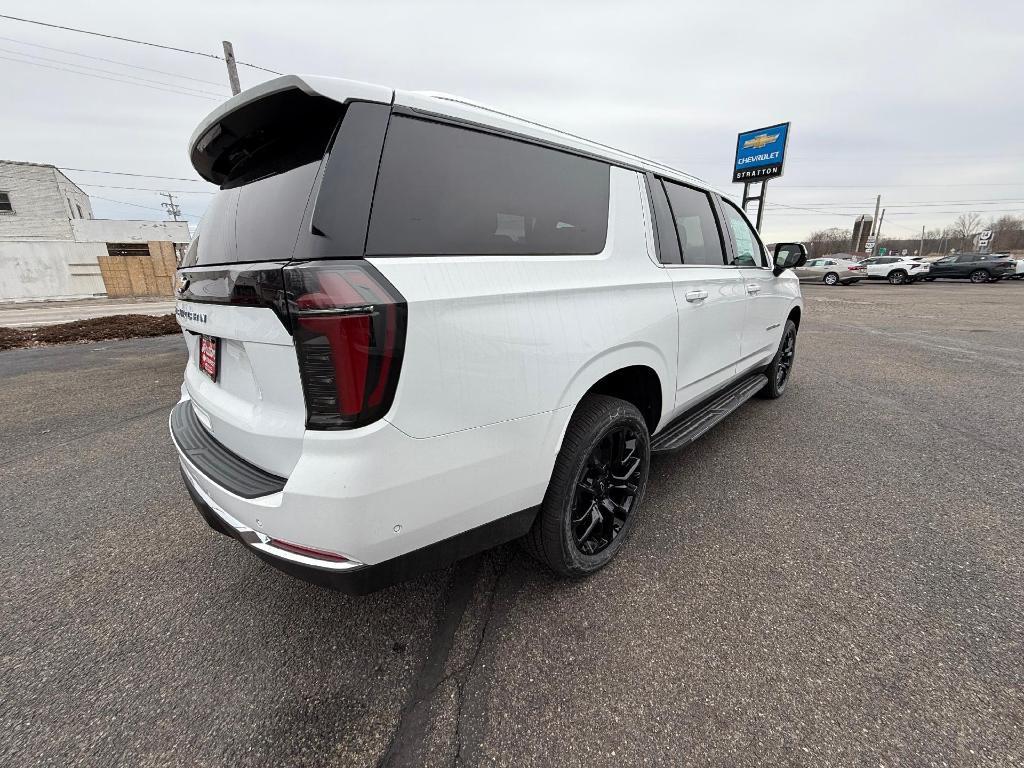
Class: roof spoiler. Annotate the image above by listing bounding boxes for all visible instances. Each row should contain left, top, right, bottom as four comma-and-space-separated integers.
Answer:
189, 75, 393, 186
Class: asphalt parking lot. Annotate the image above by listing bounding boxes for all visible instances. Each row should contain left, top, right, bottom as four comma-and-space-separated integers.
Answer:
1, 281, 1022, 767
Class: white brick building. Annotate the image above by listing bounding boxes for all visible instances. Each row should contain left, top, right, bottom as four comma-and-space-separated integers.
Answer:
0, 160, 191, 301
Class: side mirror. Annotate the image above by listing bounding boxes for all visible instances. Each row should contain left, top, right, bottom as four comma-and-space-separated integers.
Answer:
773, 243, 808, 276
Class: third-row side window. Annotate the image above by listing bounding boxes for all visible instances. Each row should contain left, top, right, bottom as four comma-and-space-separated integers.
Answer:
366, 116, 611, 256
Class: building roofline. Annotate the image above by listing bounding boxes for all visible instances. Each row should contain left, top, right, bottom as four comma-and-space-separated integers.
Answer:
0, 159, 89, 197
53, 167, 87, 197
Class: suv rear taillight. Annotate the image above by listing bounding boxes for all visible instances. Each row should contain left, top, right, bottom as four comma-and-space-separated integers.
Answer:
284, 261, 407, 430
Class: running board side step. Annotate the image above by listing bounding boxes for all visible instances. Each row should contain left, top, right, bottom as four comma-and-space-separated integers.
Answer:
650, 374, 768, 453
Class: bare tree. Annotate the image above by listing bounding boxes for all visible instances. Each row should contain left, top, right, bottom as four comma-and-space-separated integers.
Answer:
988, 214, 1024, 252
951, 212, 982, 250
805, 227, 853, 258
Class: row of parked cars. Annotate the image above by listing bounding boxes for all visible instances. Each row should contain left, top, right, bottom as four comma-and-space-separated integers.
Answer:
795, 253, 1024, 286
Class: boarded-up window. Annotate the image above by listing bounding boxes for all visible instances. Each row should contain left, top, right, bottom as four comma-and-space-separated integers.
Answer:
106, 242, 151, 257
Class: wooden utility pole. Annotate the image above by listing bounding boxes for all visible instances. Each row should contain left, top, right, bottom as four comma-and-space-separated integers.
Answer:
222, 40, 241, 95
159, 192, 181, 221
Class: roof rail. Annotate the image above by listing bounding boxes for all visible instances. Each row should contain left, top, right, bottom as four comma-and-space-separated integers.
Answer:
411, 91, 707, 186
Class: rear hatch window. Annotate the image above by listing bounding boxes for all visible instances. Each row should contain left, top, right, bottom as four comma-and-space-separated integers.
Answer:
184, 89, 344, 268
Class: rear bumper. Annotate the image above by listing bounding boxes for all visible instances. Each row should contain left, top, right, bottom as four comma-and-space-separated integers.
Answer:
178, 460, 370, 592
179, 459, 538, 594
170, 397, 553, 593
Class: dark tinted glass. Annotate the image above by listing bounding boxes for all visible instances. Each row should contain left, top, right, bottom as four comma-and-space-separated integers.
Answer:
647, 176, 681, 264
661, 181, 724, 266
185, 160, 320, 267
366, 117, 610, 256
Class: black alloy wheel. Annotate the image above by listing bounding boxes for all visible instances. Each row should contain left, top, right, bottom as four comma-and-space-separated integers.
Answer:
759, 318, 798, 400
523, 394, 650, 577
570, 426, 644, 556
970, 269, 990, 283
775, 327, 796, 390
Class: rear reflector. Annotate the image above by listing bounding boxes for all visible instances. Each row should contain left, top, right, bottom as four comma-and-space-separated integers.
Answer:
270, 538, 350, 563
284, 261, 407, 430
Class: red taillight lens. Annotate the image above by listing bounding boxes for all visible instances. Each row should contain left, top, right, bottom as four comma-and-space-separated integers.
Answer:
284, 261, 407, 430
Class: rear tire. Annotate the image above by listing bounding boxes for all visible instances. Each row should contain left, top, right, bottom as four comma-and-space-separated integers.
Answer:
823, 272, 839, 286
758, 319, 797, 399
970, 269, 990, 283
523, 395, 650, 577
888, 270, 907, 285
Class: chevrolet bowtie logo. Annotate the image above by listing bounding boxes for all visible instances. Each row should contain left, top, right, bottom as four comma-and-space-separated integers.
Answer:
743, 133, 779, 150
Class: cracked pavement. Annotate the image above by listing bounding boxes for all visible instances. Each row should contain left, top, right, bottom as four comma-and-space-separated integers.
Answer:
1, 280, 1022, 766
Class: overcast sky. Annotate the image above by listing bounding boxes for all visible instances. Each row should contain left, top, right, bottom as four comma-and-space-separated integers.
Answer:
5, 0, 1023, 243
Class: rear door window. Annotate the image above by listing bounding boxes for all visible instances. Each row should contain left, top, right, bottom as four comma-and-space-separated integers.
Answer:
366, 116, 610, 256
660, 180, 725, 266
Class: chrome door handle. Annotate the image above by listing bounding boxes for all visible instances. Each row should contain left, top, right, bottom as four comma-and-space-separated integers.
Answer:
747, 285, 761, 294
684, 290, 708, 302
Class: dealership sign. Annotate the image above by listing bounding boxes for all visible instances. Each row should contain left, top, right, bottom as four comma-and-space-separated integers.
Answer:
976, 229, 993, 253
733, 123, 790, 182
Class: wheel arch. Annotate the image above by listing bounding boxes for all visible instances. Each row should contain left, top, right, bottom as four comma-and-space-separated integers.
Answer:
556, 344, 672, 437
788, 304, 802, 330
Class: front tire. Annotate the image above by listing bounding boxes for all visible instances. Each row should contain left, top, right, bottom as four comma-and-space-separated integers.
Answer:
823, 272, 839, 286
759, 319, 797, 399
524, 395, 650, 577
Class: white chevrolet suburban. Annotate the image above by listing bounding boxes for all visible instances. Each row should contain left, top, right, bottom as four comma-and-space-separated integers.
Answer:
171, 75, 807, 593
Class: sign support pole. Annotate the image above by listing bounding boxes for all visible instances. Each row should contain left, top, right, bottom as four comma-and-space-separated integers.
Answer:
742, 179, 769, 232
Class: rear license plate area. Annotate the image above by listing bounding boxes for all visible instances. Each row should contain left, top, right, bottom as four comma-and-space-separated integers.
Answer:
199, 335, 219, 381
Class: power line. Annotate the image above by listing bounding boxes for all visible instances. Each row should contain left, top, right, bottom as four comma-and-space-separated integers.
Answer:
61, 167, 207, 182
78, 183, 214, 194
768, 209, 1024, 217
0, 34, 229, 88
90, 194, 202, 218
0, 13, 281, 74
765, 201, 860, 217
781, 183, 1024, 189
0, 52, 221, 100
767, 197, 1024, 208
0, 45, 226, 97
